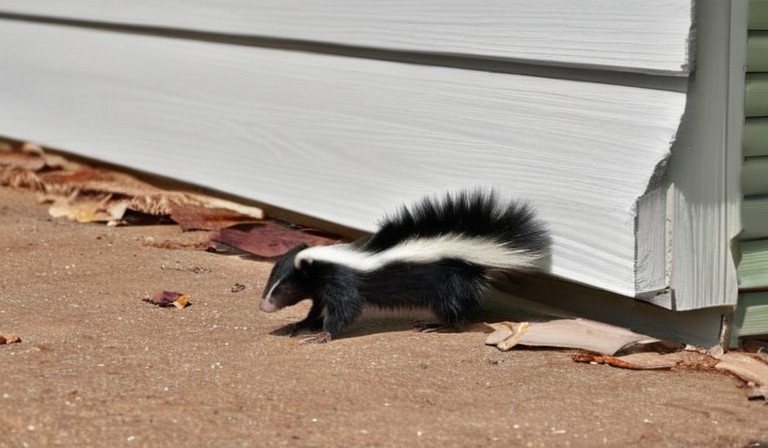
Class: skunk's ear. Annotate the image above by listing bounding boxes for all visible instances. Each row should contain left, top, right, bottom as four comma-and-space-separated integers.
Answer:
283, 242, 309, 258
288, 243, 311, 270
297, 259, 311, 273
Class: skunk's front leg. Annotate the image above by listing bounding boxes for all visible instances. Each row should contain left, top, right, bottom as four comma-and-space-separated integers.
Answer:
272, 300, 324, 336
300, 279, 363, 344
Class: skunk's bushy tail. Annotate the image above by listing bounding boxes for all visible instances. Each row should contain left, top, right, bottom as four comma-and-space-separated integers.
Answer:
363, 190, 549, 259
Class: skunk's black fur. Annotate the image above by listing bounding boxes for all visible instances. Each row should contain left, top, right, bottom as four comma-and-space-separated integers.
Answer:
260, 190, 549, 343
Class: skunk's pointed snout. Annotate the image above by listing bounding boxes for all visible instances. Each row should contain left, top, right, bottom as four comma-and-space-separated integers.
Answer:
259, 297, 277, 313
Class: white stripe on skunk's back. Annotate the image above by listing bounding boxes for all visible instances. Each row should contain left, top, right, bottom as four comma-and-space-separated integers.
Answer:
294, 235, 540, 272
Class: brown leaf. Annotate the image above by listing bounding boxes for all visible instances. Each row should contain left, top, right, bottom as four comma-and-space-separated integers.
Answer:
572, 353, 676, 370
0, 334, 21, 345
208, 222, 342, 258
0, 151, 46, 172
47, 195, 125, 224
1, 141, 82, 183
1, 167, 43, 189
144, 291, 191, 309
39, 167, 158, 197
573, 350, 719, 371
170, 204, 263, 231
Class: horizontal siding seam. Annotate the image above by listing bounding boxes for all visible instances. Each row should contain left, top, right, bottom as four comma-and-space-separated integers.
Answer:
0, 11, 689, 91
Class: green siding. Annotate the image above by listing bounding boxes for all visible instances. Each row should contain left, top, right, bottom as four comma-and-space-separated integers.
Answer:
746, 73, 768, 116
731, 292, 768, 346
742, 158, 768, 195
750, 0, 768, 29
743, 196, 768, 239
744, 117, 768, 157
734, 0, 768, 346
748, 31, 768, 71
739, 240, 768, 289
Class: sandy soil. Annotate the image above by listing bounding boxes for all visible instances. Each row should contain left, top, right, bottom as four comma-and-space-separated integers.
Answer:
1, 186, 766, 447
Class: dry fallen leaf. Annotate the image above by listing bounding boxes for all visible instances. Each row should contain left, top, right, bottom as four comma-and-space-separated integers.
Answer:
208, 222, 342, 258
172, 294, 190, 309
571, 352, 684, 370
715, 352, 768, 400
0, 334, 22, 345
144, 291, 191, 309
485, 318, 661, 355
169, 204, 262, 231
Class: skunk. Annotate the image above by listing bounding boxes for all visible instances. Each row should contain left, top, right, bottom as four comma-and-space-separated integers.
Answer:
259, 190, 549, 343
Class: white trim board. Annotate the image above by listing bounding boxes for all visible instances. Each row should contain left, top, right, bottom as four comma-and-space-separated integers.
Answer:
0, 20, 687, 298
0, 0, 693, 74
648, 0, 745, 311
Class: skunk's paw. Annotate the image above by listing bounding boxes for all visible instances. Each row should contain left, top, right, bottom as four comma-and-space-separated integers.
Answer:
299, 331, 332, 344
412, 320, 456, 333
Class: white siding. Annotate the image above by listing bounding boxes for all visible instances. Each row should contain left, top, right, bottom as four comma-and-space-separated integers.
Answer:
0, 0, 692, 73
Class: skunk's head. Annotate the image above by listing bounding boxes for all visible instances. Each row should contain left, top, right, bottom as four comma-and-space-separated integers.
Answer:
260, 243, 311, 313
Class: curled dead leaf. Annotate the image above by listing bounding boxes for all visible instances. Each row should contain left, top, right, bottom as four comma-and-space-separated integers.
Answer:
715, 352, 768, 400
172, 294, 190, 309
573, 350, 719, 371
572, 353, 677, 370
485, 318, 661, 355
0, 334, 22, 345
21, 142, 44, 156
144, 291, 191, 309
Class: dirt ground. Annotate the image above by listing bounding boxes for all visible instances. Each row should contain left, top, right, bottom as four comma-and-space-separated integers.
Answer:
1, 186, 767, 447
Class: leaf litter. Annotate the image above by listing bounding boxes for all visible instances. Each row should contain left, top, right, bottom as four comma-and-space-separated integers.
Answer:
486, 319, 768, 400
1, 141, 264, 229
